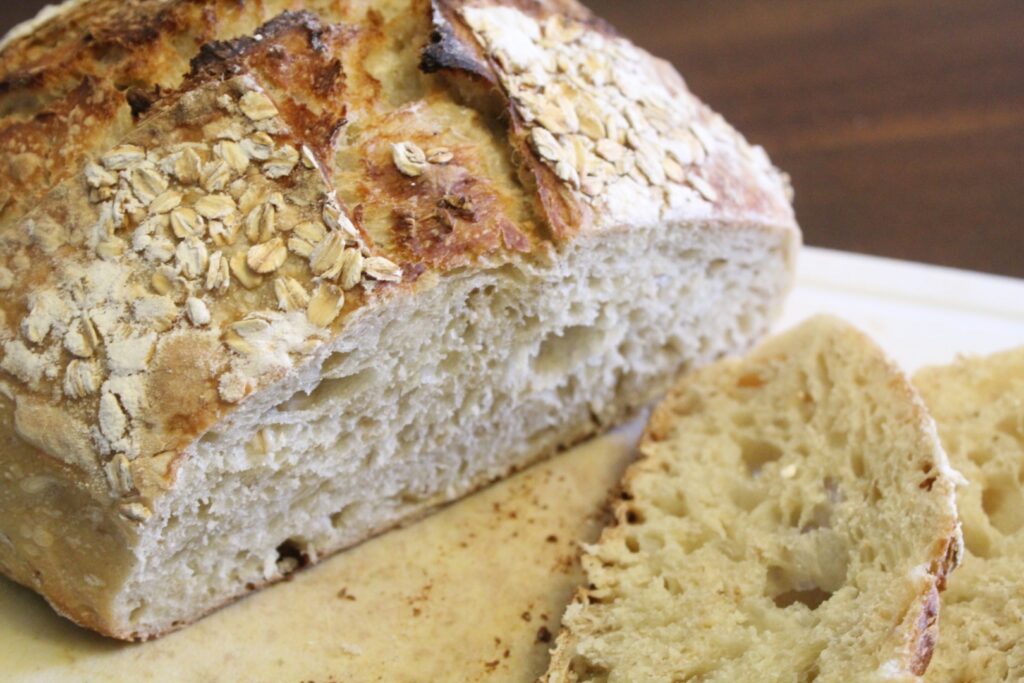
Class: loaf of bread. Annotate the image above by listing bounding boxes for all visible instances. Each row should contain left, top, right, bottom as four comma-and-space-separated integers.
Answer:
544, 316, 963, 683
915, 348, 1024, 682
0, 0, 797, 639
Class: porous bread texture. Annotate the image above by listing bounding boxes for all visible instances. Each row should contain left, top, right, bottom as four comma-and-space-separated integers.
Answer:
0, 0, 799, 640
915, 348, 1024, 682
545, 316, 963, 683
113, 222, 791, 637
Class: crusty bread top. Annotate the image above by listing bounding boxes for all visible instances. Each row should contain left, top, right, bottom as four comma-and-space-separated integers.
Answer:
0, 0, 796, 520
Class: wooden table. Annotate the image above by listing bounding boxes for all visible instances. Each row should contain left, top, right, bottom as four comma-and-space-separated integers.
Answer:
3, 1, 1022, 277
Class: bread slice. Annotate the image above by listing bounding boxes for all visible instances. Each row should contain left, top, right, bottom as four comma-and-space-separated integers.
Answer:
914, 348, 1024, 682
544, 316, 963, 683
0, 0, 798, 639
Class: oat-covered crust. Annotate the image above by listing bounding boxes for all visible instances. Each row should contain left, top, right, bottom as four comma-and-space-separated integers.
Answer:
0, 0, 796, 633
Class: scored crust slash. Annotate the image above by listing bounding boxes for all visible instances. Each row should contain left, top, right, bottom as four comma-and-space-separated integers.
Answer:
0, 0, 797, 641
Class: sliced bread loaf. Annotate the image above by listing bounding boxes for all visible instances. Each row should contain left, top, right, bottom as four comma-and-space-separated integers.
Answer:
0, 0, 797, 639
915, 348, 1024, 682
544, 316, 963, 683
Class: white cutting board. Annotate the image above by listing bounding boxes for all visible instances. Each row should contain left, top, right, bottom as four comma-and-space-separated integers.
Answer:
1, 247, 1023, 683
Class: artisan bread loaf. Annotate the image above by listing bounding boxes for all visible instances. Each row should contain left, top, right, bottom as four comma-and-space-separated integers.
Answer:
0, 0, 798, 639
544, 316, 963, 683
915, 348, 1024, 682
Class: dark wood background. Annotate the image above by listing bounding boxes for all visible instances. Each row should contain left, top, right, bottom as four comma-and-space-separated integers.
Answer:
2, 1, 1022, 277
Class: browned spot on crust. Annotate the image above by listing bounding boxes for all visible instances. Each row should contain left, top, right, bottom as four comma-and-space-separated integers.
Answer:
0, 76, 128, 225
355, 128, 536, 270
144, 331, 227, 448
0, 0, 260, 230
187, 11, 352, 161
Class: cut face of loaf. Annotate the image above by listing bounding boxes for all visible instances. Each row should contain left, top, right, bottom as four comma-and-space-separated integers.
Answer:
915, 349, 1024, 682
0, 0, 798, 639
545, 316, 963, 683
111, 223, 791, 639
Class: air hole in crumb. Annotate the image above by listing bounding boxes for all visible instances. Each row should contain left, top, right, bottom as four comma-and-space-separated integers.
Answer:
850, 451, 866, 478
283, 368, 379, 412
799, 503, 832, 533
785, 504, 803, 528
655, 493, 687, 517
662, 575, 684, 595
400, 489, 427, 505
643, 531, 666, 551
438, 351, 464, 374
869, 483, 883, 503
321, 349, 354, 378
569, 656, 610, 683
275, 539, 309, 575
330, 503, 359, 530
772, 587, 832, 610
624, 536, 640, 553
964, 528, 993, 559
732, 484, 766, 512
968, 448, 994, 466
464, 285, 497, 312
624, 508, 644, 525
533, 325, 604, 377
670, 392, 701, 418
918, 461, 936, 489
707, 258, 727, 275
801, 663, 820, 682
740, 438, 783, 476
982, 483, 1024, 535
997, 415, 1023, 442
824, 477, 843, 503
796, 390, 816, 420
767, 566, 835, 610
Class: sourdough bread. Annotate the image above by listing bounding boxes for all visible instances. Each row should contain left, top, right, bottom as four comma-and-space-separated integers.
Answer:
544, 316, 962, 683
0, 0, 797, 639
915, 348, 1024, 682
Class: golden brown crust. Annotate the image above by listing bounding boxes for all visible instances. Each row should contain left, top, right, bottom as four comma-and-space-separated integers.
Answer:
0, 0, 254, 227
0, 0, 798, 639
